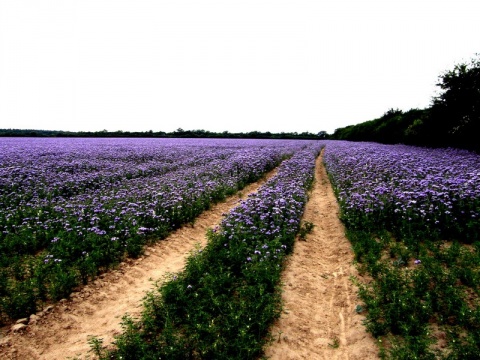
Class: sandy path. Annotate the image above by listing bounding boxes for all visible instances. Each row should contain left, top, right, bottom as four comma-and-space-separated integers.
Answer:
264, 153, 379, 360
0, 170, 277, 360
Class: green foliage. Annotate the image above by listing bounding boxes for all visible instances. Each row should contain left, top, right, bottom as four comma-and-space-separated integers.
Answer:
88, 336, 106, 358
298, 221, 315, 240
331, 54, 480, 152
346, 230, 480, 358
0, 128, 328, 140
426, 55, 480, 151
48, 265, 78, 301
328, 337, 340, 348
331, 108, 430, 146
2, 279, 37, 319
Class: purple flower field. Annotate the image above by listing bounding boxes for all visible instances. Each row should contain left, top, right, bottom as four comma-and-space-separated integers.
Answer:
323, 141, 480, 357
0, 138, 297, 246
3, 137, 479, 357
0, 137, 321, 321
323, 141, 480, 241
102, 143, 324, 359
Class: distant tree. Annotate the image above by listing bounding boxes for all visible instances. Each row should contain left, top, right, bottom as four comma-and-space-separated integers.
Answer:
427, 54, 480, 150
381, 108, 403, 119
331, 108, 429, 145
0, 128, 332, 140
317, 131, 329, 139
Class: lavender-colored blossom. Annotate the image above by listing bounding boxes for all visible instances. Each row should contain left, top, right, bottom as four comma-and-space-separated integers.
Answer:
0, 137, 325, 314
323, 141, 480, 240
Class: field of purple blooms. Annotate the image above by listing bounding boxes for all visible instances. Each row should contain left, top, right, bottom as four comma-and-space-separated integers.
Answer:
94, 143, 323, 359
324, 141, 480, 359
324, 141, 480, 242
0, 138, 320, 322
3, 137, 479, 358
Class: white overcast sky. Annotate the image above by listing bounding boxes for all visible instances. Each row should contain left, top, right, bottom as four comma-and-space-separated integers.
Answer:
0, 0, 479, 134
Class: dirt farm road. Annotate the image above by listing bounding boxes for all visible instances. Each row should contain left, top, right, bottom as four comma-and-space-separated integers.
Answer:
264, 154, 379, 359
0, 155, 378, 359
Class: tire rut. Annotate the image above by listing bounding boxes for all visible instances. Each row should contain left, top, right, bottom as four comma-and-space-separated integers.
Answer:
264, 152, 379, 360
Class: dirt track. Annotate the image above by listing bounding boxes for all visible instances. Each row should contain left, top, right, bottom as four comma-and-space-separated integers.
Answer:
0, 155, 379, 359
264, 154, 379, 359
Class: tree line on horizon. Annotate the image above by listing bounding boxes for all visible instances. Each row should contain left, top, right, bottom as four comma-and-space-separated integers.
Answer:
3, 55, 478, 150
331, 54, 480, 152
0, 128, 329, 140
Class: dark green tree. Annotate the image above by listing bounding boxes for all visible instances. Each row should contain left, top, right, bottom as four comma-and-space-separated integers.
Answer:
317, 131, 329, 139
427, 54, 480, 150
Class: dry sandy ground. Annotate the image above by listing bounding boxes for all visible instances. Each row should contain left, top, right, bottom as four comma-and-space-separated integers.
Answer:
264, 154, 379, 360
0, 155, 379, 359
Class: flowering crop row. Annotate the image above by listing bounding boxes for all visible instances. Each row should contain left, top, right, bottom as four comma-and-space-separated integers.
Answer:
323, 141, 480, 242
0, 139, 288, 257
323, 141, 480, 358
96, 143, 323, 359
0, 138, 318, 322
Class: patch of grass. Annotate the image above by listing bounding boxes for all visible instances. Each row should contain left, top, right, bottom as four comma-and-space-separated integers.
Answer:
328, 337, 340, 348
298, 221, 315, 240
351, 231, 480, 358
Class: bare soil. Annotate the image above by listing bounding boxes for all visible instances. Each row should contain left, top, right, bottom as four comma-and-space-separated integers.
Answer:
0, 156, 379, 359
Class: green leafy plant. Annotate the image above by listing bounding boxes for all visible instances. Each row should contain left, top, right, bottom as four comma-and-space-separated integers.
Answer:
298, 221, 315, 240
87, 336, 105, 358
328, 337, 340, 348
